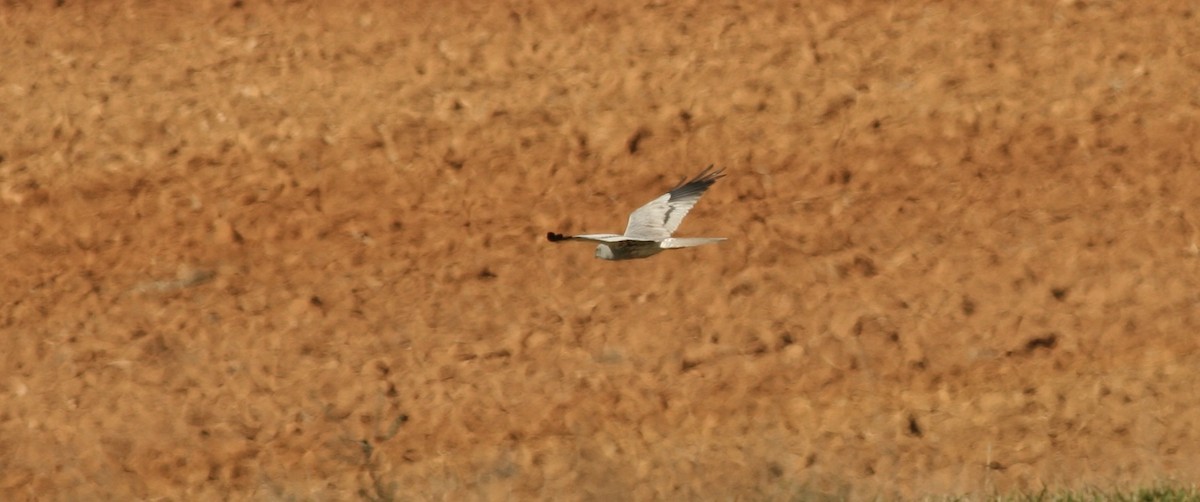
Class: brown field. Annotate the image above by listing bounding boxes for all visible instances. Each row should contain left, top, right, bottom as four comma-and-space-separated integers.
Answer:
3, 0, 1200, 499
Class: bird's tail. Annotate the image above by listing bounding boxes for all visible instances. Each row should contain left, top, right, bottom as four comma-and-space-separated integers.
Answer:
660, 237, 726, 249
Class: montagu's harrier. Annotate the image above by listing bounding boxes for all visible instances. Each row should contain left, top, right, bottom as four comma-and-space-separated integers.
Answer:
547, 166, 726, 261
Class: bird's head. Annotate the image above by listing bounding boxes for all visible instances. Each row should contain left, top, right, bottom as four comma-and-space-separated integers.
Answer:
594, 244, 615, 260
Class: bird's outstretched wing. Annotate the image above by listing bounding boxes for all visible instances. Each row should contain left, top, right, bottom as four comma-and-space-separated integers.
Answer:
546, 232, 641, 243
623, 165, 725, 241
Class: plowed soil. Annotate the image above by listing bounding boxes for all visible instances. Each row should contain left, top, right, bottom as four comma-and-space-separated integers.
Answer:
3, 1, 1200, 499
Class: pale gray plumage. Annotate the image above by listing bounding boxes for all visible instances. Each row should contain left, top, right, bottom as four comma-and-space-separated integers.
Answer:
547, 166, 727, 261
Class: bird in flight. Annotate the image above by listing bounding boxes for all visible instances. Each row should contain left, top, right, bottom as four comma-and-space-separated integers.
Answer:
547, 165, 727, 260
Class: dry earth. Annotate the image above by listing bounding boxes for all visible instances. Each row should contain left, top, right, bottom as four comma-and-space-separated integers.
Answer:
3, 0, 1200, 499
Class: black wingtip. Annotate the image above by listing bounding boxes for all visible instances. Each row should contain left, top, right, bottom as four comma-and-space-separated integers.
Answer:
667, 165, 726, 193
547, 232, 567, 242
697, 164, 725, 182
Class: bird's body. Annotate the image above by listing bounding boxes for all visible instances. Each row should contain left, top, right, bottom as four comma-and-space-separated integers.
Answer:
595, 240, 665, 261
547, 166, 727, 261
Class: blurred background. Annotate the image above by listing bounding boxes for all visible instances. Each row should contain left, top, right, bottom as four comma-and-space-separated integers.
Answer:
2, 0, 1199, 498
